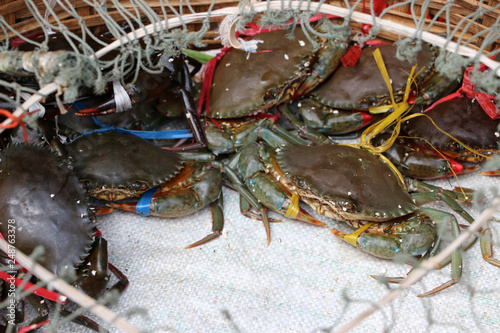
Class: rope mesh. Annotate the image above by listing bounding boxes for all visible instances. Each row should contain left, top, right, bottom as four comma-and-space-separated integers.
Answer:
0, 1, 499, 332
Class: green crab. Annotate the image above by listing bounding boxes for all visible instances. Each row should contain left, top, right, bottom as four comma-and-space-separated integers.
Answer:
67, 130, 271, 246
280, 42, 463, 142
229, 129, 490, 296
203, 19, 350, 154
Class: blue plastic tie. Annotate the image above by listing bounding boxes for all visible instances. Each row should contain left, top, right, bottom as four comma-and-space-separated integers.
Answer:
136, 186, 158, 217
66, 118, 193, 144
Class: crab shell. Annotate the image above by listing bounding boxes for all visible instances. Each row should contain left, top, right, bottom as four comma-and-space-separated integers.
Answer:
311, 43, 435, 110
275, 144, 417, 223
403, 95, 500, 162
68, 131, 183, 201
209, 21, 349, 119
0, 145, 93, 275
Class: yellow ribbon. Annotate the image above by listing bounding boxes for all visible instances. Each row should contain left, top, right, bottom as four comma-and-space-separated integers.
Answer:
348, 48, 487, 193
400, 113, 490, 160
344, 222, 377, 246
343, 48, 419, 188
284, 192, 300, 218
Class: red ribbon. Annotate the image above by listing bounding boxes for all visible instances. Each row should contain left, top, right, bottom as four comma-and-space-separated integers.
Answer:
342, 0, 387, 68
18, 320, 51, 333
424, 64, 499, 119
361, 0, 386, 34
341, 40, 391, 67
10, 31, 45, 48
0, 271, 66, 304
196, 47, 231, 129
0, 232, 66, 304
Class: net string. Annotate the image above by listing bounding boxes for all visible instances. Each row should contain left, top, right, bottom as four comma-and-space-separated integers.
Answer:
0, 2, 498, 99
0, 2, 499, 331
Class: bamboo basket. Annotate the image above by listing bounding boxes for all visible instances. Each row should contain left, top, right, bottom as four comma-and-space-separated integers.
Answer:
1, 0, 499, 51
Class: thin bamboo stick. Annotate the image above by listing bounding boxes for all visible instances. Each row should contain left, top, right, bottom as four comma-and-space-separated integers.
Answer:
0, 237, 141, 332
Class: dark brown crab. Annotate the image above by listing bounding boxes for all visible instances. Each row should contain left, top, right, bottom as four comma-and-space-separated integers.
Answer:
378, 95, 499, 179
8, 33, 206, 151
0, 144, 128, 331
203, 19, 350, 154
232, 128, 494, 296
67, 130, 270, 247
283, 42, 461, 140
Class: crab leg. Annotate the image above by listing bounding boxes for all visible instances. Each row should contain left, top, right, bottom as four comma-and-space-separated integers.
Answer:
371, 237, 443, 284
75, 237, 129, 301
206, 118, 270, 155
282, 101, 378, 142
480, 227, 500, 267
162, 56, 207, 151
279, 104, 335, 145
331, 216, 437, 259
185, 192, 224, 249
206, 117, 307, 156
219, 163, 272, 245
379, 136, 467, 179
407, 179, 475, 221
416, 207, 463, 297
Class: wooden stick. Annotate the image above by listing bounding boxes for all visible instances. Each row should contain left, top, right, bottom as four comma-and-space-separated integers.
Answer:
333, 197, 500, 333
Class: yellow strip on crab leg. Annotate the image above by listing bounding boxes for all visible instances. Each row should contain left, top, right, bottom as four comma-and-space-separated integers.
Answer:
335, 222, 378, 247
284, 192, 300, 219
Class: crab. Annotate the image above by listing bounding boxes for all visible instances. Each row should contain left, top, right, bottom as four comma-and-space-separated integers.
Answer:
378, 94, 499, 179
72, 54, 206, 151
280, 42, 463, 142
229, 128, 496, 296
202, 19, 350, 154
5, 33, 206, 151
0, 144, 128, 331
66, 130, 271, 247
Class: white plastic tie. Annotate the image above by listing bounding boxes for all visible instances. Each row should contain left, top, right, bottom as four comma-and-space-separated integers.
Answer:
20, 92, 45, 117
238, 38, 264, 53
112, 80, 133, 113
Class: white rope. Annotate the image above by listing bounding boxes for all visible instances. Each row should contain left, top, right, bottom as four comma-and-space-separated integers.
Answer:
112, 79, 133, 113
20, 92, 45, 117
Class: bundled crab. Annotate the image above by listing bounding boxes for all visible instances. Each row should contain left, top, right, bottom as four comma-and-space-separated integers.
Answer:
192, 16, 500, 297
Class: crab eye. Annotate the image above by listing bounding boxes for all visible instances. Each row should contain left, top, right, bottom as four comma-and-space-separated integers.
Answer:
360, 98, 370, 108
82, 180, 94, 189
264, 91, 273, 100
129, 181, 149, 191
340, 201, 355, 212
447, 142, 459, 151
344, 202, 354, 210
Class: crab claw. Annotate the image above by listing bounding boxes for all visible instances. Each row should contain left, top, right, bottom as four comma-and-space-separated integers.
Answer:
107, 201, 137, 213
75, 97, 118, 116
295, 207, 326, 226
479, 169, 500, 176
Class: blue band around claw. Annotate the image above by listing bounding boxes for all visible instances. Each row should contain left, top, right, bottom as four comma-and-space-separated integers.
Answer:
136, 186, 158, 217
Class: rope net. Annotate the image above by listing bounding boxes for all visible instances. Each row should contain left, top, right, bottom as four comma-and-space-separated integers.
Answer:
0, 1, 499, 332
